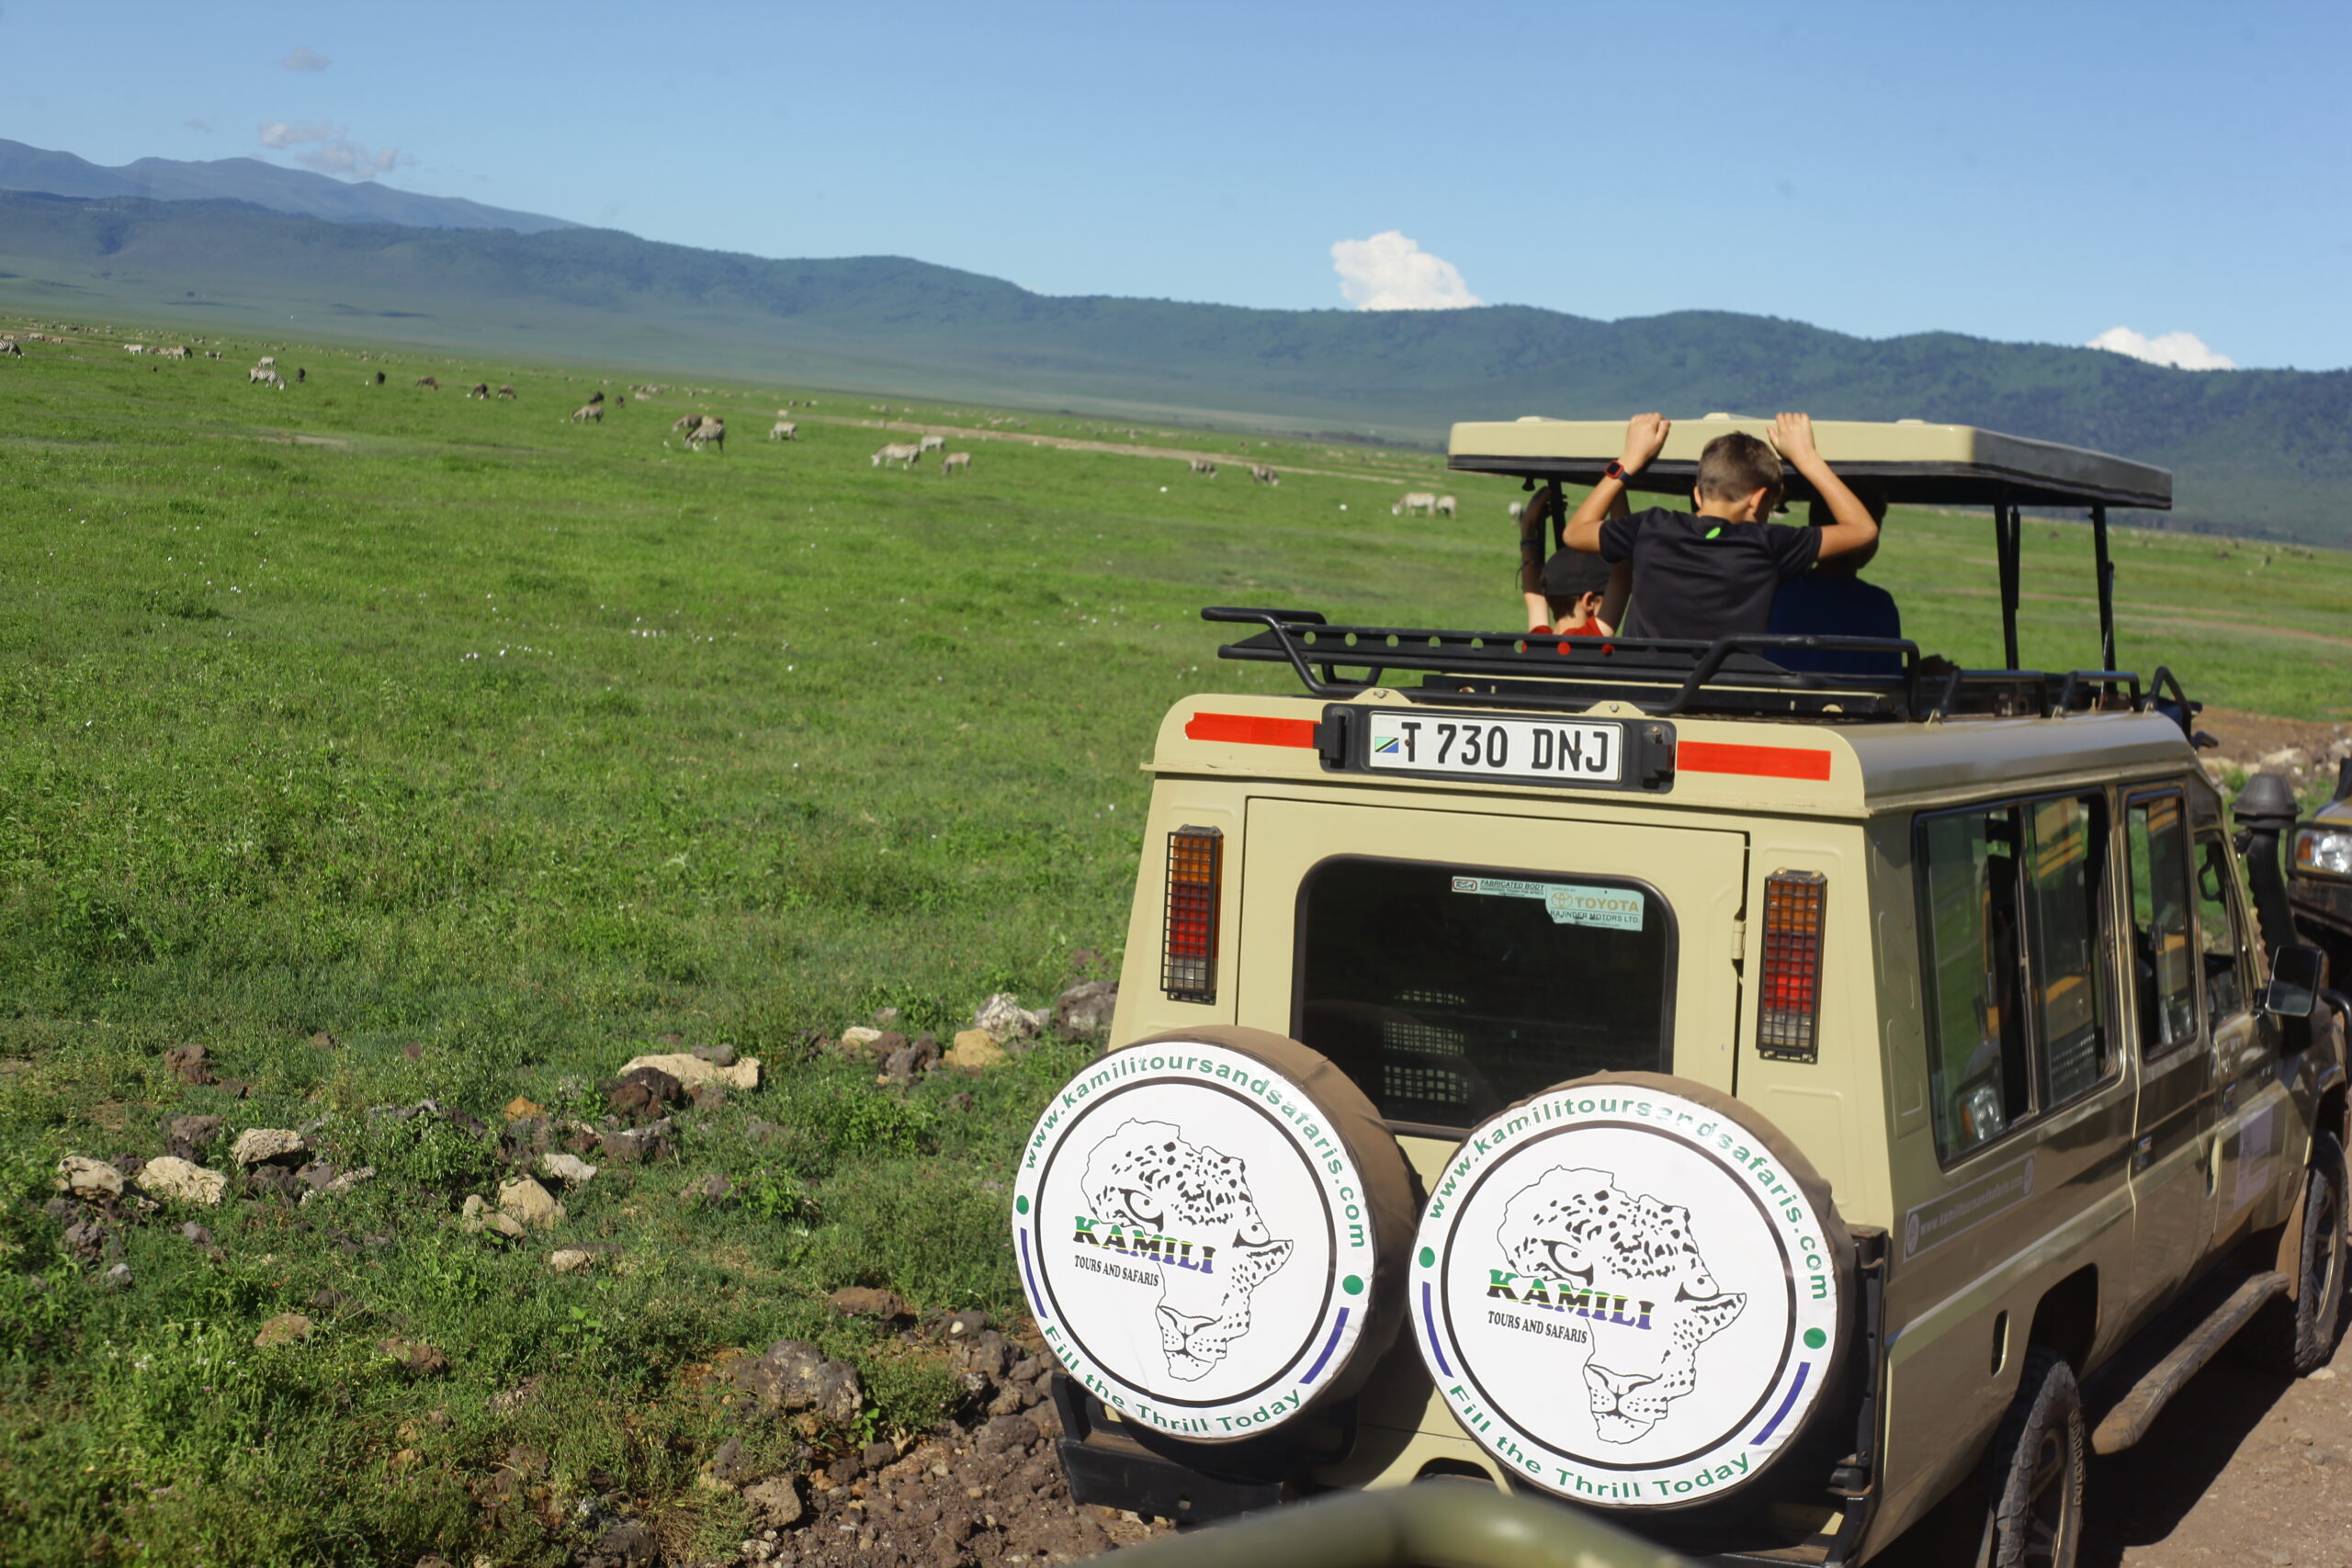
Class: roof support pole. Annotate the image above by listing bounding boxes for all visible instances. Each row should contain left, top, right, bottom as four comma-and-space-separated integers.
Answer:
2092, 504, 2117, 671
1996, 494, 2022, 671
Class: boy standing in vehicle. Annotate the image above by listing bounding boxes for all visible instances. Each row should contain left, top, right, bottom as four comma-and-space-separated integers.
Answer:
1555, 412, 1880, 642
1769, 479, 1902, 673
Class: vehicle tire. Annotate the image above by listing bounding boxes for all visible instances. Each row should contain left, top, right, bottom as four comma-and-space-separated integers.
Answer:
1010, 1026, 1417, 1444
1973, 1347, 2085, 1568
2237, 1131, 2347, 1377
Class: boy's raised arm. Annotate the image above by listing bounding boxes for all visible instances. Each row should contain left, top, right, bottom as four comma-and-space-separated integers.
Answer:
1561, 412, 1671, 552
1771, 412, 1880, 561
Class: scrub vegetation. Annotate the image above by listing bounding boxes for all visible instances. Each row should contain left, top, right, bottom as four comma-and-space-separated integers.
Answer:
0, 323, 2346, 1564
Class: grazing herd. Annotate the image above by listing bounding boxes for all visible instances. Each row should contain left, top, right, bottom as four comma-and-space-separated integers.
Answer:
1392, 491, 1457, 517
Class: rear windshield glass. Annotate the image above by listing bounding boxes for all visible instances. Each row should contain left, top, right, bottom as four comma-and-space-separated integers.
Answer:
1294, 857, 1675, 1131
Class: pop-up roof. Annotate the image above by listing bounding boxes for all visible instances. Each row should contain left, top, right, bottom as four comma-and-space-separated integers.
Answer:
1448, 414, 2173, 512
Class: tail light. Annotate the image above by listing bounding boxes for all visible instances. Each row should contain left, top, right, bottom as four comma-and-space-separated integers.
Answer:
1758, 870, 1827, 1062
1162, 827, 1225, 1002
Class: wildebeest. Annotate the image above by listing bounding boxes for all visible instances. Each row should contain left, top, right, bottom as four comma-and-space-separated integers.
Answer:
872, 443, 922, 469
587, 390, 605, 404
1250, 464, 1280, 485
248, 368, 286, 389
258, 356, 277, 368
686, 416, 725, 452
1434, 494, 1457, 518
154, 345, 190, 360
1393, 491, 1438, 516
672, 412, 704, 434
769, 421, 798, 441
469, 382, 491, 400
917, 434, 946, 456
497, 385, 517, 400
571, 403, 604, 423
374, 370, 387, 386
416, 376, 439, 390
1189, 457, 1217, 477
941, 451, 972, 475
0, 340, 20, 358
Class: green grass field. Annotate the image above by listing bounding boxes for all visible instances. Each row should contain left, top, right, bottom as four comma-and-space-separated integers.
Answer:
2, 321, 2347, 1566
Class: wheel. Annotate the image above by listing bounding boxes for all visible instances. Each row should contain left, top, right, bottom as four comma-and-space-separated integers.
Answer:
1973, 1347, 2085, 1568
2239, 1131, 2347, 1376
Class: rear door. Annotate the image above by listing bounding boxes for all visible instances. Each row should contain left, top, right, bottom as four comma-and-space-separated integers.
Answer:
2198, 829, 2289, 1244
1237, 797, 1747, 1130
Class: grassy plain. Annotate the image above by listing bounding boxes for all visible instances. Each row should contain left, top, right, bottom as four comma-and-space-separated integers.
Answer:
1, 323, 2348, 1566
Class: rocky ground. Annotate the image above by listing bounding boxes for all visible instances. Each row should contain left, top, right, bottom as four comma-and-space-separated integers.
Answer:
2192, 706, 2352, 799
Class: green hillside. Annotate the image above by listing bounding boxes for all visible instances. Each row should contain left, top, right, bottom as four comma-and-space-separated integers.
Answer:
2, 190, 2346, 543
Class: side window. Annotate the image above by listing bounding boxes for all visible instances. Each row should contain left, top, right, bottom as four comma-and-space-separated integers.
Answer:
1921, 808, 2030, 1158
2025, 795, 2110, 1103
1919, 794, 2113, 1162
2194, 837, 2249, 1023
2125, 794, 2198, 1054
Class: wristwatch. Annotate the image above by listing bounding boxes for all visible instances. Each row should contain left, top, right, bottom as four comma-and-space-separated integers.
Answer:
1602, 460, 1630, 482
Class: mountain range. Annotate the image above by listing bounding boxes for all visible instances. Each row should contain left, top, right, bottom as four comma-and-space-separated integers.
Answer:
0, 161, 2342, 543
0, 138, 575, 234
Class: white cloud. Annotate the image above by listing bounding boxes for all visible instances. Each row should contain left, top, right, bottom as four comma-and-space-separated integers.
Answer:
280, 47, 332, 72
257, 120, 404, 179
1330, 231, 1482, 311
2086, 325, 2236, 371
258, 119, 337, 149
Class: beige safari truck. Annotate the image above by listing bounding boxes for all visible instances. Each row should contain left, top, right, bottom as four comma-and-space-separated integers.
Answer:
2281, 761, 2352, 988
1012, 416, 2349, 1568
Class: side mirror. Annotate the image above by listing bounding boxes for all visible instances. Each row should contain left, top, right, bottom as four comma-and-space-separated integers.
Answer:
2263, 943, 2325, 1021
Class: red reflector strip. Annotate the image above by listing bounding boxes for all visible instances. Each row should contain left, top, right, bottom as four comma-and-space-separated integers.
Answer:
1184, 711, 1318, 749
1679, 740, 1833, 782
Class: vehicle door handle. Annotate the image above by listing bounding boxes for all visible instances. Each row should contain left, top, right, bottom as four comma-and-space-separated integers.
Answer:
2133, 1135, 2154, 1172
2221, 1080, 2239, 1112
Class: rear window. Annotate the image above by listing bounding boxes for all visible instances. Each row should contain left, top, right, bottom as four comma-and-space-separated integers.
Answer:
1293, 857, 1676, 1131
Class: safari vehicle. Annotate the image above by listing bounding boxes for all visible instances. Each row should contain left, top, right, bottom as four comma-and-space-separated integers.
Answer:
1011, 415, 2352, 1568
2284, 762, 2352, 988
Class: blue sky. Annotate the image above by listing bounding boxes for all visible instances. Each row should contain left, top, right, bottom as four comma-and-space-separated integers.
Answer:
4, 0, 2346, 368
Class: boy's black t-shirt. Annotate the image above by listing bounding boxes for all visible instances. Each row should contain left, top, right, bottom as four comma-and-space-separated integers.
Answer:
1598, 507, 1822, 642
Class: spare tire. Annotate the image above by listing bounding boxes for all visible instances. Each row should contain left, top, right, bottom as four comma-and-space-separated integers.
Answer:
1410, 1072, 1853, 1509
1012, 1026, 1417, 1442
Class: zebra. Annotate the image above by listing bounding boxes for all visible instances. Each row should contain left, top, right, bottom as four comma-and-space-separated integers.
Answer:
872, 443, 922, 469
941, 451, 972, 475
571, 403, 604, 423
769, 421, 798, 441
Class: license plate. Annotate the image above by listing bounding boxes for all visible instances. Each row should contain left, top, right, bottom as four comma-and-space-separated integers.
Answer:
1363, 710, 1623, 784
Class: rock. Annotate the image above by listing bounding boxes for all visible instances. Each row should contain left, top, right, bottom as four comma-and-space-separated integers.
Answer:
461, 1194, 527, 1240
548, 1248, 594, 1274
944, 1032, 1008, 1071
179, 1221, 214, 1247
400, 1043, 424, 1061
213, 1079, 250, 1100
939, 1310, 992, 1338
254, 1312, 314, 1348
311, 1288, 352, 1312
537, 1152, 598, 1187
860, 1439, 898, 1472
231, 1128, 309, 1168
954, 1329, 1013, 1382
840, 1026, 884, 1051
692, 1042, 739, 1067
732, 1339, 865, 1425
300, 1166, 375, 1204
976, 1414, 1040, 1455
604, 1066, 684, 1121
883, 1035, 940, 1083
974, 993, 1050, 1043
742, 1475, 806, 1529
138, 1156, 228, 1207
309, 1031, 340, 1051
103, 1262, 133, 1289
63, 1219, 110, 1261
684, 1170, 734, 1205
295, 1160, 339, 1192
55, 1156, 124, 1201
379, 1337, 449, 1377
504, 1096, 544, 1119
162, 1112, 224, 1156
827, 1286, 911, 1323
497, 1177, 565, 1229
164, 1043, 214, 1086
599, 1121, 673, 1165
582, 1519, 656, 1568
619, 1051, 762, 1093
689, 1084, 728, 1112
1053, 980, 1120, 1038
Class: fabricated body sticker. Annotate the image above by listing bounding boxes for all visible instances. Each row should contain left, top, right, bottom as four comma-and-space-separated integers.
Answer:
1452, 876, 1646, 931
1901, 1154, 2036, 1262
1012, 1042, 1379, 1439
1412, 1082, 1842, 1508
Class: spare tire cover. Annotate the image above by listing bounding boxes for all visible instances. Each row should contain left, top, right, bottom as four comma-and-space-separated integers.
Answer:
1411, 1072, 1851, 1508
1012, 1027, 1416, 1442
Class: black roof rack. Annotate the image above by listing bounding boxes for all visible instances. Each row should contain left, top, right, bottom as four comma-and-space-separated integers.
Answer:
1204, 607, 2170, 727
